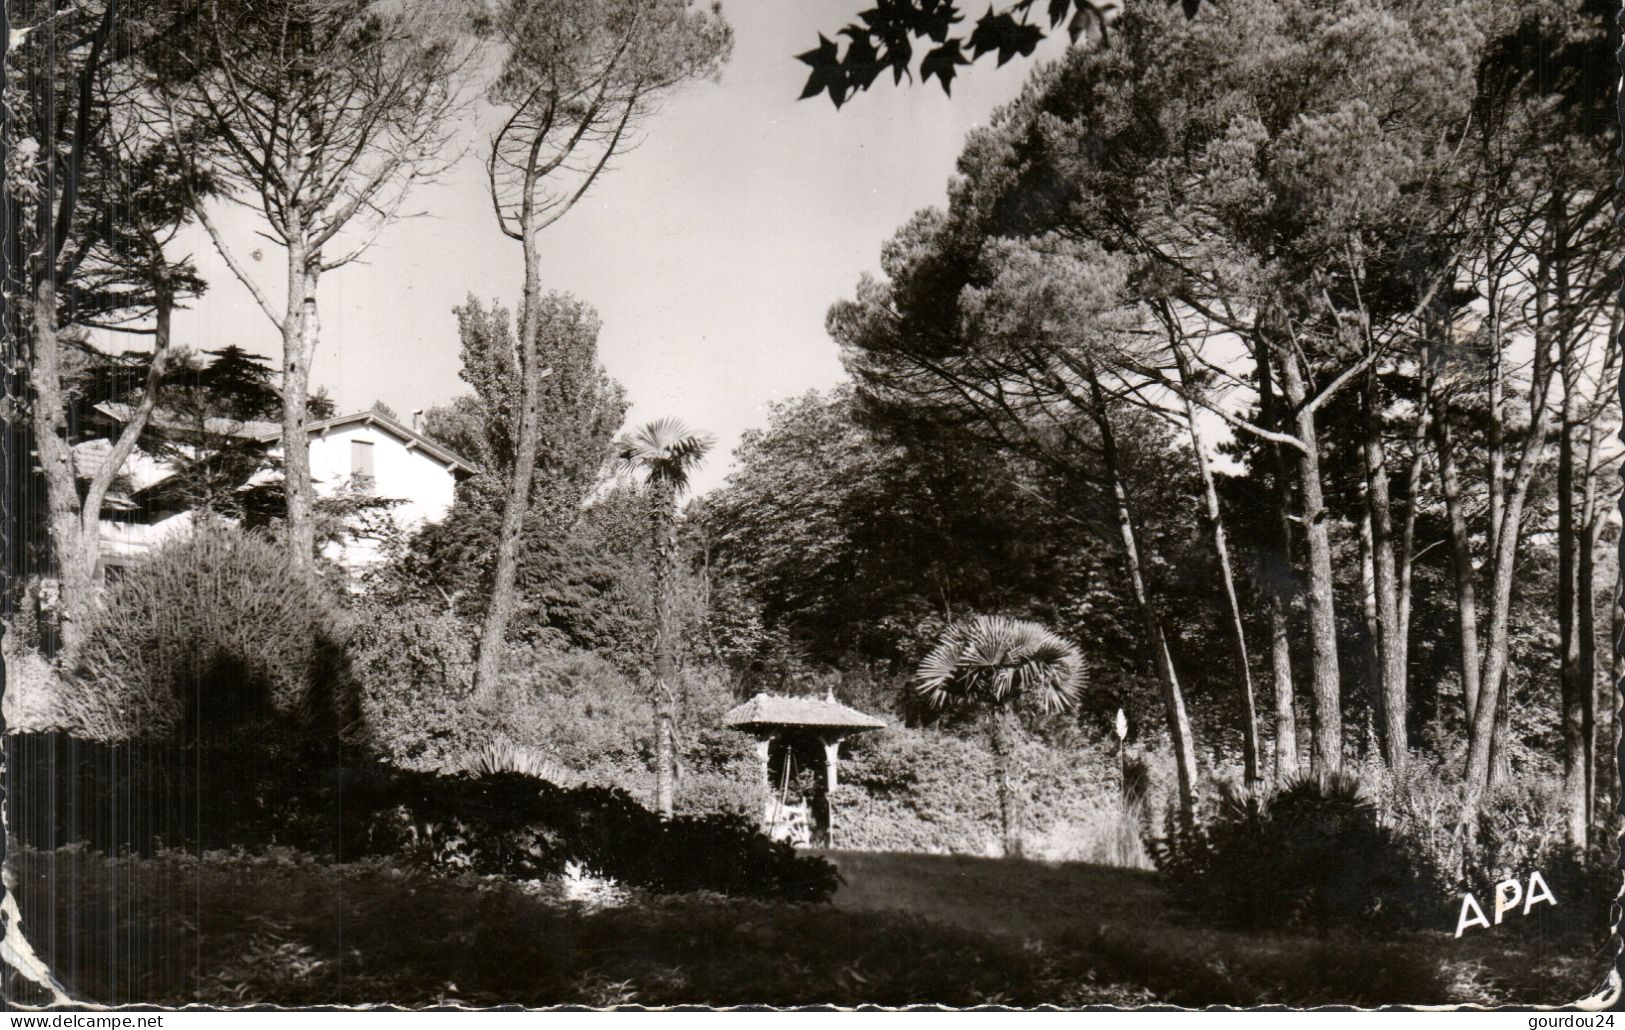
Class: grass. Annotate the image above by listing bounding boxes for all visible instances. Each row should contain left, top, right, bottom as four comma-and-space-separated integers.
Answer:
3, 847, 1142, 1008
5, 846, 1614, 1008
819, 850, 1616, 1008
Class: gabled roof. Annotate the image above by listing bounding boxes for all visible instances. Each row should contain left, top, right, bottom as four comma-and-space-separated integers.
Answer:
70, 439, 172, 498
723, 693, 886, 732
93, 401, 280, 440
247, 410, 481, 478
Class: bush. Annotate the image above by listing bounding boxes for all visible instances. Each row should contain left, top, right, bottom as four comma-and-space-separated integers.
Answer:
350, 599, 484, 770
834, 723, 1139, 861
341, 768, 839, 902
1154, 772, 1445, 933
1470, 778, 1570, 887
1, 632, 76, 735
836, 728, 1002, 855
467, 740, 574, 783
356, 631, 759, 816
1465, 778, 1611, 939
1365, 759, 1468, 886
4, 730, 830, 905
70, 522, 354, 746
1026, 794, 1152, 869
1363, 762, 1611, 939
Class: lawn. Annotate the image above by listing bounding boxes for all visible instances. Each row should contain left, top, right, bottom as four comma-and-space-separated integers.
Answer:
4, 846, 1613, 1008
820, 850, 1617, 1008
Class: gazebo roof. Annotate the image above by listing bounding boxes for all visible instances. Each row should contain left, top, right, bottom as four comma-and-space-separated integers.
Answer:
723, 692, 886, 732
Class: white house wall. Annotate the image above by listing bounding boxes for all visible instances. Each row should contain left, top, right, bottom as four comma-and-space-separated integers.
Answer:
90, 416, 464, 576
306, 421, 459, 567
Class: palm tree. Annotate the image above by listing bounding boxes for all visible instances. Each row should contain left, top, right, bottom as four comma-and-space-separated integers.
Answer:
616, 418, 715, 818
915, 615, 1084, 857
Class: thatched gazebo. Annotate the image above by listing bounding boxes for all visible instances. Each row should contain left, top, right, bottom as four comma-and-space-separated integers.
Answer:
722, 691, 885, 847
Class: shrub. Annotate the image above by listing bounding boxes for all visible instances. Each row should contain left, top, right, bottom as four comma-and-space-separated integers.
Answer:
1465, 778, 1610, 939
1, 633, 76, 735
341, 768, 840, 903
70, 522, 354, 746
4, 731, 835, 904
1365, 759, 1468, 886
1363, 762, 1610, 938
1154, 772, 1446, 933
350, 600, 484, 770
467, 740, 573, 783
366, 642, 760, 816
834, 723, 1136, 861
1026, 794, 1152, 869
836, 728, 1002, 855
1470, 778, 1570, 887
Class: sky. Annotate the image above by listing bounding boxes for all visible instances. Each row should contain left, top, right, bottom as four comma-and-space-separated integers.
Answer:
153, 3, 1076, 496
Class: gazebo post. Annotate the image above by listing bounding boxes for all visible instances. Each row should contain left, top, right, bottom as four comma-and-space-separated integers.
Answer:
821, 733, 842, 848
755, 734, 773, 831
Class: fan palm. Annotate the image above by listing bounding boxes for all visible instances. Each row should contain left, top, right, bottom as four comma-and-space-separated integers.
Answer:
915, 615, 1084, 857
615, 418, 714, 818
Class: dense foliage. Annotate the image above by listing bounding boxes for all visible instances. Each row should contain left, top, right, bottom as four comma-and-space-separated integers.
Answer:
422, 295, 627, 531
823, 0, 1618, 838
3, 732, 836, 905
1154, 774, 1445, 933
1154, 769, 1616, 939
374, 513, 648, 666
347, 770, 838, 903
68, 523, 354, 745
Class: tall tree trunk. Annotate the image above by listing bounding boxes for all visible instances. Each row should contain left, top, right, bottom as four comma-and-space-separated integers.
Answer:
1480, 250, 1512, 789
473, 225, 548, 698
1258, 348, 1300, 781
1174, 344, 1260, 788
1578, 508, 1601, 828
27, 265, 176, 659
1362, 374, 1407, 769
1357, 506, 1382, 759
1463, 264, 1559, 809
987, 706, 1023, 857
1267, 545, 1299, 782
1599, 553, 1624, 843
1580, 320, 1618, 830
1557, 326, 1587, 846
1429, 388, 1482, 727
1087, 365, 1198, 822
1275, 345, 1343, 777
280, 237, 319, 570
652, 478, 681, 818
1394, 365, 1428, 689
1486, 280, 1506, 560
27, 277, 95, 655
81, 289, 175, 546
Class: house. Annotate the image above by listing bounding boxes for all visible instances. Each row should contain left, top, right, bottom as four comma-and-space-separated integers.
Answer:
75, 403, 478, 577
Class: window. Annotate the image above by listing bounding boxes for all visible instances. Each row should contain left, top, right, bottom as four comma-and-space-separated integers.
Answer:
350, 439, 375, 489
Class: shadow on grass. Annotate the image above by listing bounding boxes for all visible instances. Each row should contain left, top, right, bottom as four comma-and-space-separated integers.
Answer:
817, 848, 1615, 1008
6, 846, 1611, 1008
6, 847, 1136, 1008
